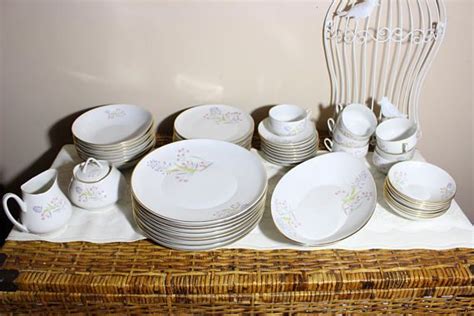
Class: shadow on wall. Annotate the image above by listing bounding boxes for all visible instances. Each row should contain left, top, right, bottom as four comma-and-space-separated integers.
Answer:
0, 106, 95, 245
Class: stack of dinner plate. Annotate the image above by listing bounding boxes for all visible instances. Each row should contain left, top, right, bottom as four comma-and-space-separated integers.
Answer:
72, 104, 155, 169
258, 118, 318, 166
384, 161, 456, 220
131, 139, 267, 250
173, 105, 254, 149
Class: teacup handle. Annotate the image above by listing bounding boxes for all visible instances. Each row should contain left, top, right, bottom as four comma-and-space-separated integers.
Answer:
324, 138, 333, 152
335, 103, 344, 114
82, 157, 103, 173
402, 143, 408, 153
2, 193, 29, 233
327, 118, 336, 133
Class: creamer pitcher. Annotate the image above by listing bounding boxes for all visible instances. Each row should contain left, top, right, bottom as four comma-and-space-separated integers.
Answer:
3, 169, 72, 234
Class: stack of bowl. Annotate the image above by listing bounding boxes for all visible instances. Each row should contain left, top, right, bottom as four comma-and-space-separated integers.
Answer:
325, 104, 377, 158
72, 104, 155, 169
384, 161, 456, 220
258, 104, 318, 167
173, 104, 254, 149
131, 139, 268, 250
373, 117, 418, 173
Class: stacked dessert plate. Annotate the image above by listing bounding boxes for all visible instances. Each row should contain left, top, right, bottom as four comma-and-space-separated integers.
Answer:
173, 105, 254, 149
72, 104, 155, 169
131, 139, 267, 250
384, 161, 456, 220
271, 152, 377, 246
258, 118, 318, 166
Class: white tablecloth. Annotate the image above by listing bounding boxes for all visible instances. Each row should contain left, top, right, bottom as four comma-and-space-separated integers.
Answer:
7, 145, 473, 249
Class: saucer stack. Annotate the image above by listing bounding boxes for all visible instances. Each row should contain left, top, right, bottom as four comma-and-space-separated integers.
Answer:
131, 139, 267, 250
258, 118, 318, 167
384, 161, 456, 220
72, 104, 155, 169
173, 105, 254, 149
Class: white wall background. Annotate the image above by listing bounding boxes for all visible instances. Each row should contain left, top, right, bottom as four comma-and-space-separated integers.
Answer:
0, 0, 472, 222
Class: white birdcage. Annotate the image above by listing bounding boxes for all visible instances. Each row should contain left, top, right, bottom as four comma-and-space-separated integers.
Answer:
323, 0, 447, 135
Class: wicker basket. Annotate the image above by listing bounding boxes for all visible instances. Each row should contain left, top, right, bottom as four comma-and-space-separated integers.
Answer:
0, 136, 472, 314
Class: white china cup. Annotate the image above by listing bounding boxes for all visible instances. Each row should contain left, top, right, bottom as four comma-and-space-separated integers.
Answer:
269, 104, 310, 136
2, 169, 72, 234
375, 117, 418, 154
69, 158, 127, 210
324, 138, 369, 158
372, 150, 395, 174
375, 146, 416, 161
372, 146, 416, 174
327, 117, 369, 147
337, 104, 378, 140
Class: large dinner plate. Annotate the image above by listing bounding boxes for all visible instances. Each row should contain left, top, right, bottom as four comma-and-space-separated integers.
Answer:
271, 152, 376, 246
174, 105, 254, 142
131, 139, 267, 222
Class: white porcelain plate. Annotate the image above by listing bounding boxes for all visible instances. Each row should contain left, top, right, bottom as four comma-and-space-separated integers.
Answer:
271, 152, 376, 245
132, 139, 267, 222
72, 104, 153, 145
174, 105, 254, 143
388, 161, 456, 203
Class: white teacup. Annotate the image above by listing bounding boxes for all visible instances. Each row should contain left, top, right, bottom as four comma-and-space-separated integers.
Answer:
338, 104, 378, 140
269, 104, 310, 136
327, 117, 369, 148
375, 117, 418, 154
324, 138, 369, 159
373, 146, 416, 174
2, 169, 72, 234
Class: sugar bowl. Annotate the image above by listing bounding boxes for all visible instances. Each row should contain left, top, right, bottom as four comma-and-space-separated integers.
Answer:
69, 158, 126, 210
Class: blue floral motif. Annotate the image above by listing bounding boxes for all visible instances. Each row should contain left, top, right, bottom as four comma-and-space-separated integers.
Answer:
147, 148, 213, 183
203, 107, 242, 124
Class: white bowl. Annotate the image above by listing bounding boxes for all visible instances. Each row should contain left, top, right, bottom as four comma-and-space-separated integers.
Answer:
271, 152, 376, 246
376, 118, 418, 154
387, 161, 456, 203
339, 104, 378, 139
72, 104, 153, 146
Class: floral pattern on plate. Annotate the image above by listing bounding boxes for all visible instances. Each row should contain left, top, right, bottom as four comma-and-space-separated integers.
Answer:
272, 199, 301, 239
212, 202, 252, 218
105, 108, 126, 119
75, 186, 108, 203
440, 182, 455, 200
391, 170, 407, 188
335, 170, 374, 215
203, 107, 243, 125
147, 148, 213, 183
33, 197, 67, 220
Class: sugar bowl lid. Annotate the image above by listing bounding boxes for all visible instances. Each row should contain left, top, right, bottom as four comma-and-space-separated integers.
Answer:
74, 158, 110, 182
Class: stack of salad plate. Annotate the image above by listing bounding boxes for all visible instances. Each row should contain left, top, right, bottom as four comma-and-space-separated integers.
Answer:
173, 105, 254, 149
